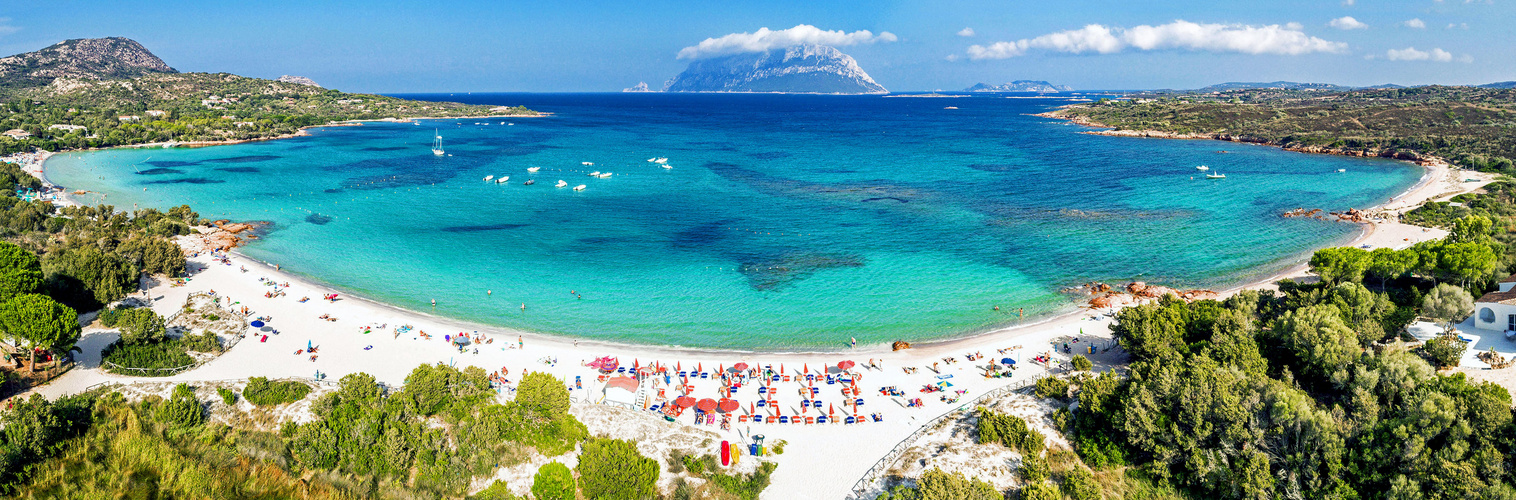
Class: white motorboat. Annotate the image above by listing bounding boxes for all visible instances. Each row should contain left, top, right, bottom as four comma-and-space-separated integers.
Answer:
661, 164, 672, 170
588, 171, 601, 177
527, 167, 540, 173
647, 158, 657, 162
654, 157, 668, 164
573, 184, 586, 191
523, 179, 535, 185
582, 162, 594, 166
1195, 165, 1209, 171
555, 180, 568, 188
431, 130, 445, 156
1337, 169, 1346, 173
1206, 173, 1226, 179
596, 172, 612, 178
483, 175, 494, 182
496, 176, 510, 183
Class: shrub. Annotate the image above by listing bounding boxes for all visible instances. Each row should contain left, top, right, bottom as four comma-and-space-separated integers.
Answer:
915, 468, 1001, 500
1061, 467, 1101, 500
1071, 355, 1092, 372
243, 377, 312, 406
531, 462, 576, 500
1422, 334, 1468, 369
97, 304, 134, 327
1019, 453, 1049, 483
101, 340, 193, 375
1035, 376, 1070, 399
180, 330, 221, 352
468, 481, 521, 500
116, 308, 166, 345
516, 371, 570, 415
705, 462, 779, 500
978, 408, 1045, 455
1021, 482, 1061, 500
576, 438, 658, 500
156, 384, 203, 427
217, 387, 236, 406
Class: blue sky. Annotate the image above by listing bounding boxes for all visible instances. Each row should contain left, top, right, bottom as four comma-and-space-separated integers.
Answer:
2, 0, 1511, 92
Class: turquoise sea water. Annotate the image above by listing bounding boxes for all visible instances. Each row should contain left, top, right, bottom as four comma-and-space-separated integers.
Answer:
45, 93, 1422, 350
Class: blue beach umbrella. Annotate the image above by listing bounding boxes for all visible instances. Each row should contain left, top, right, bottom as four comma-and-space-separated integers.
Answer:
250, 320, 265, 328
1001, 358, 1015, 365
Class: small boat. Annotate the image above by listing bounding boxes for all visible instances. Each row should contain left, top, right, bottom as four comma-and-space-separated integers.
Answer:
647, 158, 657, 162
431, 129, 445, 156
661, 164, 672, 170
483, 175, 494, 182
596, 172, 612, 178
555, 180, 568, 188
654, 157, 668, 164
1195, 165, 1209, 171
1337, 169, 1346, 173
573, 184, 586, 191
496, 176, 509, 183
523, 180, 535, 185
527, 167, 540, 173
1206, 173, 1226, 179
588, 171, 601, 177
582, 162, 594, 166
944, 106, 958, 109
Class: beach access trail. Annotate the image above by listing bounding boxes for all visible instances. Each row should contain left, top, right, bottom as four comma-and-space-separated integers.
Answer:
27, 159, 1489, 499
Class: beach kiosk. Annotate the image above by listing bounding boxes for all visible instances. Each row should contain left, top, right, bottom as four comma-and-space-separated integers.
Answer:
603, 376, 638, 409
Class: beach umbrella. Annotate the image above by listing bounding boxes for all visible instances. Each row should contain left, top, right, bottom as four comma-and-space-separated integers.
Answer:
732, 362, 749, 372
674, 396, 696, 408
750, 401, 755, 414
677, 361, 682, 372
829, 403, 835, 416
634, 359, 639, 370
697, 362, 703, 373
837, 360, 855, 371
717, 398, 739, 413
696, 398, 718, 412
249, 320, 265, 328
803, 363, 809, 374
1001, 358, 1014, 365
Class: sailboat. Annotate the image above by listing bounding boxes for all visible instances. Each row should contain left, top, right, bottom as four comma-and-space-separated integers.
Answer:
1206, 172, 1226, 179
1195, 165, 1209, 171
431, 130, 445, 156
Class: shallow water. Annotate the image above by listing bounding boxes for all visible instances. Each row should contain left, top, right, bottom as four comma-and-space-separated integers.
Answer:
45, 92, 1422, 349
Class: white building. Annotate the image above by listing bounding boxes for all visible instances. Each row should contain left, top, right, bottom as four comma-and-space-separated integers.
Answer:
1473, 276, 1516, 332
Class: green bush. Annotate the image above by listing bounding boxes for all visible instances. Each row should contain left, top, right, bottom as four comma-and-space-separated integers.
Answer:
243, 377, 311, 406
116, 308, 166, 345
97, 304, 134, 327
1422, 334, 1468, 369
155, 383, 203, 427
977, 408, 1045, 455
101, 340, 193, 375
705, 462, 779, 500
531, 462, 576, 500
1070, 355, 1092, 372
1061, 467, 1101, 500
1019, 453, 1049, 483
468, 481, 521, 500
516, 371, 570, 415
576, 438, 658, 500
180, 330, 221, 352
217, 387, 236, 406
1020, 482, 1061, 500
1034, 376, 1070, 400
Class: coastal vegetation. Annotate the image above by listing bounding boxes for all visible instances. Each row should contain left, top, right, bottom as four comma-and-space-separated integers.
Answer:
1047, 263, 1511, 498
1055, 86, 1516, 171
0, 365, 618, 498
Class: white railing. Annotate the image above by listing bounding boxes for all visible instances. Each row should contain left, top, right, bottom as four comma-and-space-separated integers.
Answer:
848, 372, 1046, 499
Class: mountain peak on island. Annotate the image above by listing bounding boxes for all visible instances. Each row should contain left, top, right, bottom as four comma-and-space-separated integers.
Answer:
965, 80, 1072, 92
663, 45, 886, 94
0, 37, 176, 88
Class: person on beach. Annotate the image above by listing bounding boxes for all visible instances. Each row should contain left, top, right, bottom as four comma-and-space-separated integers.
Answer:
518, 336, 523, 349
850, 337, 856, 348
521, 303, 526, 311
487, 289, 492, 297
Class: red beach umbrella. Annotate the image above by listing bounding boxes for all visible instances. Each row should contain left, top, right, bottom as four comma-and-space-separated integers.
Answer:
837, 360, 855, 371
750, 401, 755, 414
717, 398, 739, 413
780, 363, 785, 375
733, 362, 749, 372
677, 361, 682, 371
828, 403, 835, 416
718, 364, 724, 374
803, 363, 809, 374
674, 396, 696, 408
634, 359, 639, 369
696, 398, 718, 412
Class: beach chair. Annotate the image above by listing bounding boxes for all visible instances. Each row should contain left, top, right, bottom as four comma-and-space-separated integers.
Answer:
679, 371, 688, 378
617, 367, 626, 373
782, 375, 791, 382
812, 400, 822, 408
706, 414, 715, 425
846, 416, 856, 424
855, 399, 864, 406
826, 376, 836, 385
766, 416, 777, 423
758, 387, 768, 395
778, 416, 789, 424
809, 387, 819, 396
806, 417, 815, 424
757, 400, 766, 407
701, 372, 709, 379
771, 375, 781, 382
817, 416, 828, 424
738, 415, 749, 423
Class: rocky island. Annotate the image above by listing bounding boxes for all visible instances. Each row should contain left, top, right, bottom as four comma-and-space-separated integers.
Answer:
663, 44, 886, 94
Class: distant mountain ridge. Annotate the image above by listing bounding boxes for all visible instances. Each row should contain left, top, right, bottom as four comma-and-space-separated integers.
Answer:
0, 37, 175, 89
663, 45, 886, 94
1197, 81, 1353, 92
275, 75, 321, 87
965, 80, 1072, 92
1480, 82, 1516, 89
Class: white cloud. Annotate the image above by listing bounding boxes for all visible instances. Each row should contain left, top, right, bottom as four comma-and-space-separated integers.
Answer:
677, 25, 897, 59
1342, 0, 1355, 5
0, 18, 18, 36
957, 27, 975, 37
1386, 46, 1455, 61
1402, 18, 1426, 29
1328, 16, 1369, 30
966, 20, 1347, 60
1446, 23, 1469, 30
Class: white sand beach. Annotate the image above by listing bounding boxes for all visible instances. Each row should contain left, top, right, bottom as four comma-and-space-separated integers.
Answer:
24, 154, 1491, 499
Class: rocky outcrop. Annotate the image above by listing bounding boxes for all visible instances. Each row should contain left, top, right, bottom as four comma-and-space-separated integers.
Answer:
622, 82, 652, 92
965, 80, 1072, 92
892, 341, 912, 351
663, 45, 886, 94
176, 220, 266, 253
276, 75, 321, 87
0, 37, 175, 87
1067, 281, 1218, 309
